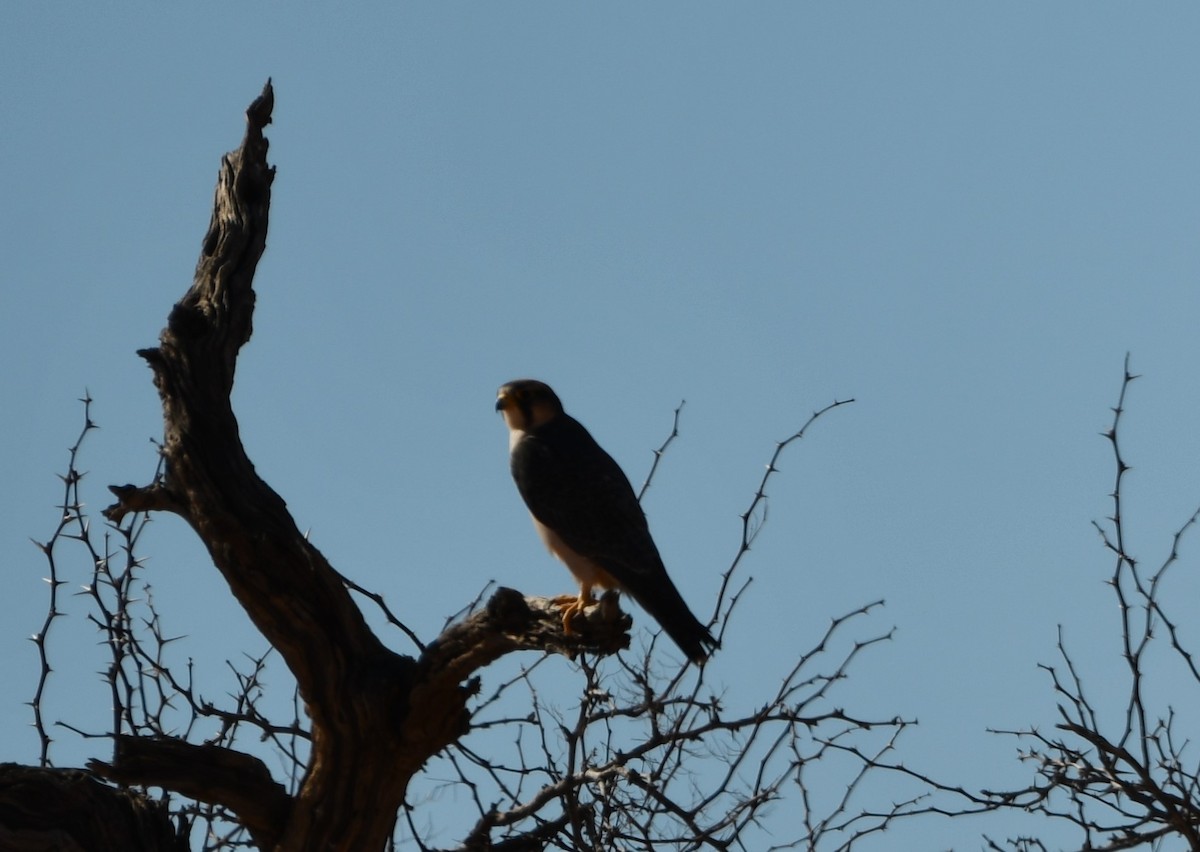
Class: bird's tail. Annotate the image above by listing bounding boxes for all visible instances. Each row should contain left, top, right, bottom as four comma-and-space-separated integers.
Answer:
640, 589, 718, 665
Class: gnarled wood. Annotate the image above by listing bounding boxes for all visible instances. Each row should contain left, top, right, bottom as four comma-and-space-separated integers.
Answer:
0, 763, 186, 852
89, 737, 290, 851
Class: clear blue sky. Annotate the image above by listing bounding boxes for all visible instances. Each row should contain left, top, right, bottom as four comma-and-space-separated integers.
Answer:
4, 4, 1200, 848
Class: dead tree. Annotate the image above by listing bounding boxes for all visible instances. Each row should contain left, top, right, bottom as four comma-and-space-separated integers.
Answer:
10, 82, 939, 851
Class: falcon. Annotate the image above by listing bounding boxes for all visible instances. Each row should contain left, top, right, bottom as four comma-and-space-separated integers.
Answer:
496, 379, 717, 664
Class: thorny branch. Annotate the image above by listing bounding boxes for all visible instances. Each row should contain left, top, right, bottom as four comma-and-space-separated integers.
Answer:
409, 598, 915, 851
964, 355, 1200, 850
30, 398, 298, 848
30, 391, 98, 767
713, 398, 855, 642
636, 399, 685, 503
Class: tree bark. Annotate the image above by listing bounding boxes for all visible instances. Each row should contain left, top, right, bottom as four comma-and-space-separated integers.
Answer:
0, 763, 186, 852
89, 737, 290, 851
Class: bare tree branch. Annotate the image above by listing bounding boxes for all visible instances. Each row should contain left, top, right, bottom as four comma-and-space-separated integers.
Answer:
29, 391, 98, 766
966, 355, 1200, 850
90, 737, 290, 851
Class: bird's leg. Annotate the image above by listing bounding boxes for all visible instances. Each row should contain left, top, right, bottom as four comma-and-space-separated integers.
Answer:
553, 584, 595, 635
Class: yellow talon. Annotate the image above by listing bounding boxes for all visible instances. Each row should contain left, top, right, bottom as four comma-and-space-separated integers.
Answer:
554, 589, 594, 635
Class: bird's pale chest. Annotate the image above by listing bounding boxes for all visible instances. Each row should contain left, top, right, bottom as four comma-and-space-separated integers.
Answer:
531, 515, 621, 591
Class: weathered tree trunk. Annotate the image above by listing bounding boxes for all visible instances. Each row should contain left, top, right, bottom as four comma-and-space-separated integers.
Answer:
86, 81, 629, 852
0, 763, 186, 852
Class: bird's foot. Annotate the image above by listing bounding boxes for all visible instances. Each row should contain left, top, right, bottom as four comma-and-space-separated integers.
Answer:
552, 593, 593, 635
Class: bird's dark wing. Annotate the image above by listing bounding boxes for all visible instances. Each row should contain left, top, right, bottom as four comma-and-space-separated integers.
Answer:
512, 415, 716, 662
513, 416, 657, 572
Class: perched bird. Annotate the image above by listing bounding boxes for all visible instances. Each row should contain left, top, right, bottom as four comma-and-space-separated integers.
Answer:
496, 379, 717, 664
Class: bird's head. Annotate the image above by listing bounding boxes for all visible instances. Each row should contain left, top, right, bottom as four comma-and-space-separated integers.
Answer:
496, 379, 564, 433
